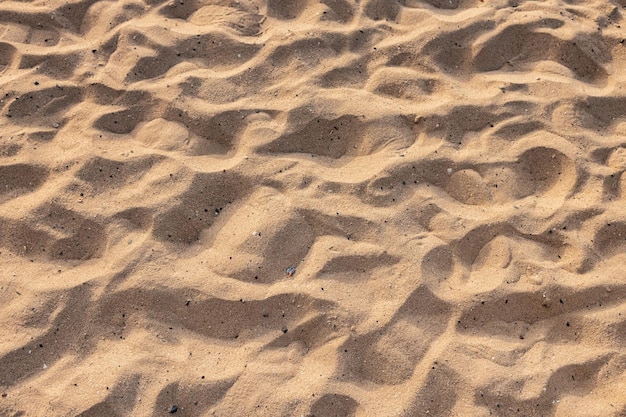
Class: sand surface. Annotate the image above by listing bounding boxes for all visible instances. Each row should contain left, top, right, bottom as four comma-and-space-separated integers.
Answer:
1, 0, 626, 416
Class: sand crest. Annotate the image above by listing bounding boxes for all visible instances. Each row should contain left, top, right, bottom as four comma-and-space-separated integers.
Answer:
1, 0, 626, 416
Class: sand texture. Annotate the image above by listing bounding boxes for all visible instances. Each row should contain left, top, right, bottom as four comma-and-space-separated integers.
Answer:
1, 0, 626, 415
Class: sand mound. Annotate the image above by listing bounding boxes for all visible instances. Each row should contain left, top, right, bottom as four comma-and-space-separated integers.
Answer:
1, 0, 626, 415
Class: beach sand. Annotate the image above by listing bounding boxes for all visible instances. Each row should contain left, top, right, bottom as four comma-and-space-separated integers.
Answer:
1, 0, 626, 415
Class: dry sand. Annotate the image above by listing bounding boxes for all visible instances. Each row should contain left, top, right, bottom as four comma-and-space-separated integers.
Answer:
1, 0, 626, 416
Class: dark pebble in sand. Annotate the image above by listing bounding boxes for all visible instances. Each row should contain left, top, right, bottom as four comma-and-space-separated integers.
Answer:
169, 405, 178, 413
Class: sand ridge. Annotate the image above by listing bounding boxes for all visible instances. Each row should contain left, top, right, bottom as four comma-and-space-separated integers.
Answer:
1, 0, 626, 416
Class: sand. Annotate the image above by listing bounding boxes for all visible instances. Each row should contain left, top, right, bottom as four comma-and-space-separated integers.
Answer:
1, 0, 626, 416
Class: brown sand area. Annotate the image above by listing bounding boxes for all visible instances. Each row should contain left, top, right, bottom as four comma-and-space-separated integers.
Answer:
1, 0, 626, 416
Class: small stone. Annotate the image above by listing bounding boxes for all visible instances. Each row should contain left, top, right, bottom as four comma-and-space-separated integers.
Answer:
169, 405, 178, 413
